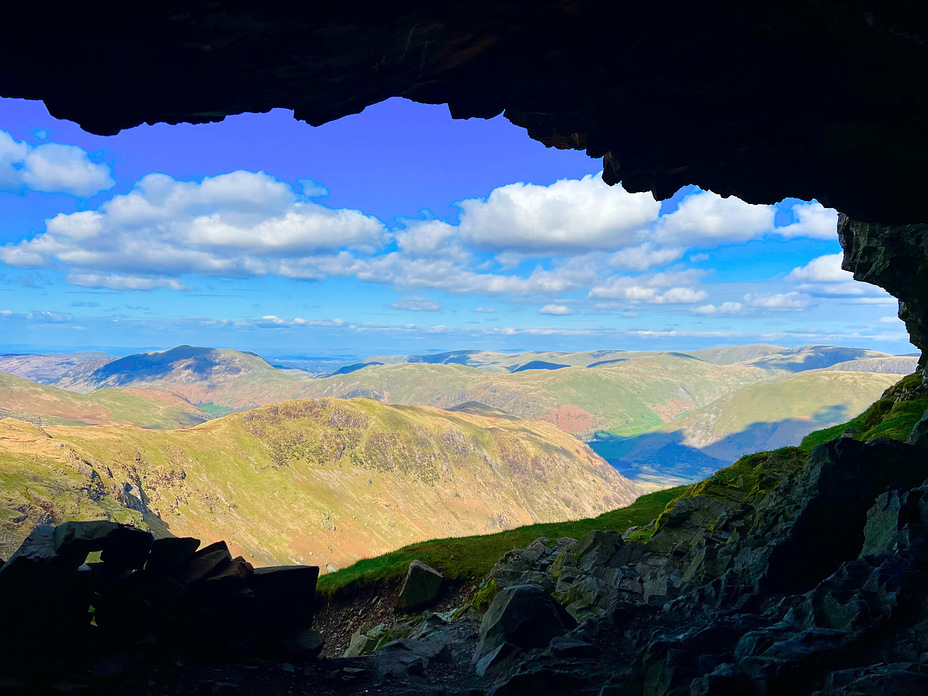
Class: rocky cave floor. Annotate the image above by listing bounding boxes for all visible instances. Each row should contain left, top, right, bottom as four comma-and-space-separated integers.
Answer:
4, 381, 928, 695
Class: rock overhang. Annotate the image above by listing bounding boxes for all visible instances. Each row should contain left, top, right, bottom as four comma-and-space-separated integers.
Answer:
1, 2, 928, 224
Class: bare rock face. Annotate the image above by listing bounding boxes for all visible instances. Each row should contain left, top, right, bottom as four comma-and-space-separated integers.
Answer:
2, 4, 928, 223
838, 215, 928, 365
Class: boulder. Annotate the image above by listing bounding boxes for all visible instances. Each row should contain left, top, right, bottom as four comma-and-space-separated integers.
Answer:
574, 530, 625, 571
100, 526, 153, 570
277, 628, 324, 661
374, 636, 452, 677
53, 520, 120, 563
248, 565, 318, 628
344, 623, 391, 657
396, 560, 443, 610
473, 584, 577, 675
547, 636, 600, 658
178, 541, 233, 584
908, 409, 928, 449
145, 536, 200, 576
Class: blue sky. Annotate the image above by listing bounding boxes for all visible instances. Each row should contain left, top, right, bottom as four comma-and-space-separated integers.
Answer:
0, 97, 912, 358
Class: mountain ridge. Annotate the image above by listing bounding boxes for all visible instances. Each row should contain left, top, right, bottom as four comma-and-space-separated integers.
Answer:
0, 397, 640, 569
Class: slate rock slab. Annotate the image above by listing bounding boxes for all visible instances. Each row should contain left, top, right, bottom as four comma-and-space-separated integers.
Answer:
474, 584, 577, 675
397, 560, 444, 610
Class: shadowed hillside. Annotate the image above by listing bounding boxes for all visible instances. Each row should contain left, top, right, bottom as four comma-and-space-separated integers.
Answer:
589, 370, 899, 484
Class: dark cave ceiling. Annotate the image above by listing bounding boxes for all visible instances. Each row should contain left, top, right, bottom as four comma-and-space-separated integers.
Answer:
1, 2, 927, 223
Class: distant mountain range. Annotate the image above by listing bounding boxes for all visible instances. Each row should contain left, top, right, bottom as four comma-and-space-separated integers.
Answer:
0, 343, 917, 486
0, 398, 639, 568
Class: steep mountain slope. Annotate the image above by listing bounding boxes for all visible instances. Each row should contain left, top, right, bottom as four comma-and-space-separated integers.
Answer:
298, 354, 776, 437
0, 371, 209, 428
56, 345, 314, 409
0, 351, 115, 383
0, 398, 639, 569
596, 370, 900, 484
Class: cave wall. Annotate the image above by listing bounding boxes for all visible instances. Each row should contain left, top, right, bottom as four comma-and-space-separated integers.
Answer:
839, 216, 928, 364
2, 2, 928, 224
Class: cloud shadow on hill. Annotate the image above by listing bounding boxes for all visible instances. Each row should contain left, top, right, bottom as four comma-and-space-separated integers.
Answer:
589, 404, 851, 485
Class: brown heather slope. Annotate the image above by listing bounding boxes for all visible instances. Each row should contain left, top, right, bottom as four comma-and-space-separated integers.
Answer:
0, 398, 639, 570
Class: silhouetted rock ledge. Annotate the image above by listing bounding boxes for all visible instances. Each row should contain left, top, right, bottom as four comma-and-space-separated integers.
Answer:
0, 521, 320, 686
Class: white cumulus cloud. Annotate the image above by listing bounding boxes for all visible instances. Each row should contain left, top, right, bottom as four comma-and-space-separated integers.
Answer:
655, 191, 775, 246
0, 130, 114, 197
744, 292, 812, 310
775, 202, 838, 240
787, 253, 895, 302
788, 254, 850, 283
692, 302, 744, 315
0, 171, 386, 285
609, 243, 684, 271
457, 174, 661, 253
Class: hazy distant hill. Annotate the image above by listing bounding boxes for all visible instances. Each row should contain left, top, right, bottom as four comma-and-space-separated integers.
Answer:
0, 351, 115, 384
825, 356, 920, 374
0, 371, 208, 428
56, 345, 315, 409
0, 398, 639, 568
362, 344, 897, 373
297, 355, 776, 437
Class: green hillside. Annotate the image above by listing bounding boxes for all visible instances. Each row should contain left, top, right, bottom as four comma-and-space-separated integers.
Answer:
653, 370, 900, 461
0, 398, 640, 569
298, 354, 776, 437
0, 371, 208, 428
320, 371, 927, 600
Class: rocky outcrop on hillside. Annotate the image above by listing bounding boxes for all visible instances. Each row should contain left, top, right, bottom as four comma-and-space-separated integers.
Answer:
0, 521, 321, 691
315, 384, 928, 695
839, 216, 928, 366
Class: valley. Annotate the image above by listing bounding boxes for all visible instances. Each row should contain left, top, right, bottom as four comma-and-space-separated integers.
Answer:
0, 343, 914, 484
0, 341, 914, 572
0, 397, 638, 569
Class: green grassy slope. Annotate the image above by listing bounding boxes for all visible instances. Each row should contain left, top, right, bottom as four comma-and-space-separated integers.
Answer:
319, 371, 927, 599
651, 370, 900, 460
0, 371, 208, 428
316, 486, 682, 597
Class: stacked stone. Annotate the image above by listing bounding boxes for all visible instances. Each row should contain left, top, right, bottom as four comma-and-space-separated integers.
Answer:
0, 521, 320, 677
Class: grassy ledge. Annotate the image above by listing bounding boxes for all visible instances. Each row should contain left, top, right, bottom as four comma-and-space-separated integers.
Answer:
316, 486, 683, 599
